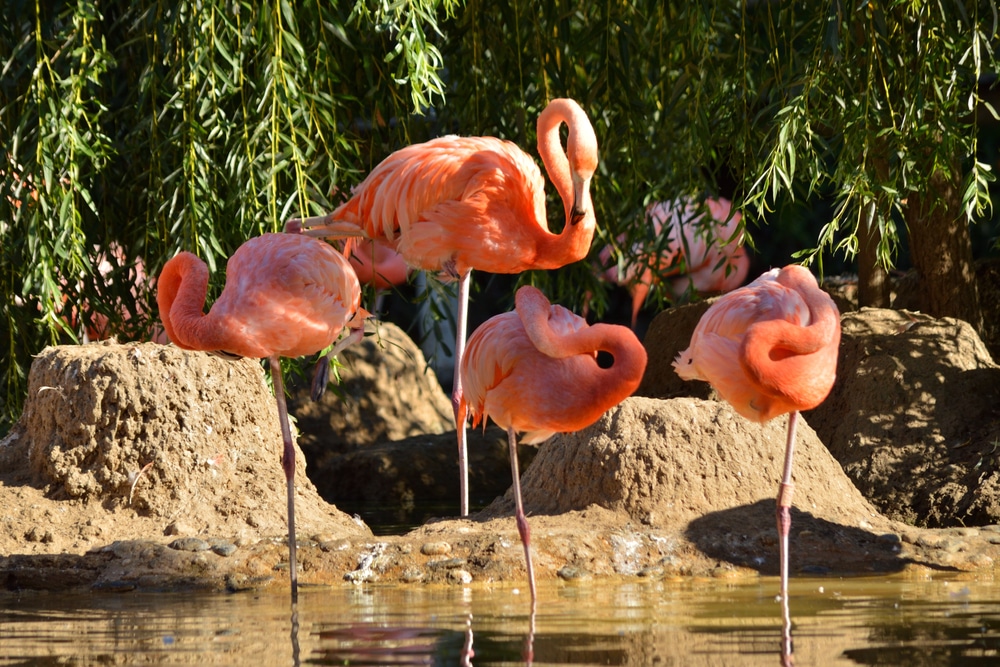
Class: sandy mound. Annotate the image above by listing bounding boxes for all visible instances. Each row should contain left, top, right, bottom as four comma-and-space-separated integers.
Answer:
808, 308, 1000, 527
289, 320, 454, 456
0, 342, 369, 557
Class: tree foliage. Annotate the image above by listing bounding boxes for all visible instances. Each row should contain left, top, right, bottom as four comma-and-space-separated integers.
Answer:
2, 0, 998, 434
0, 0, 457, 431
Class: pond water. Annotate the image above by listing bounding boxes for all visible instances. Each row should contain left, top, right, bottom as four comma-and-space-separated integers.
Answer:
2, 574, 999, 666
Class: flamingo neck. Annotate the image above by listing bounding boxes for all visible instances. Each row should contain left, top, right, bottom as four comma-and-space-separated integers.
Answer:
156, 252, 230, 352
535, 99, 598, 267
516, 286, 647, 406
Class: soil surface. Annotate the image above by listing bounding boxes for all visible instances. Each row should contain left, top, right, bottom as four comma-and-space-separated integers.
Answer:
3, 273, 1000, 594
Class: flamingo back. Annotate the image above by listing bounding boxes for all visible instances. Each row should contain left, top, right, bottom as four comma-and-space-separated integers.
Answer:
462, 286, 647, 444
332, 136, 548, 275
673, 265, 839, 422
161, 233, 361, 360
216, 234, 361, 359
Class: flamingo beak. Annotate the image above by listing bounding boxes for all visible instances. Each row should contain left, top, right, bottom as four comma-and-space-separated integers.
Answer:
285, 215, 368, 241
570, 174, 593, 226
348, 306, 372, 329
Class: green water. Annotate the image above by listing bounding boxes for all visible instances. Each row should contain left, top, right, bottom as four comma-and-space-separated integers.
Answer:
2, 574, 999, 666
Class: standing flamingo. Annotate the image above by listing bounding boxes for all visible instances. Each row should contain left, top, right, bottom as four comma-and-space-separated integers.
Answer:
672, 264, 840, 656
287, 98, 599, 517
460, 285, 647, 610
156, 232, 366, 601
600, 197, 750, 328
346, 238, 410, 291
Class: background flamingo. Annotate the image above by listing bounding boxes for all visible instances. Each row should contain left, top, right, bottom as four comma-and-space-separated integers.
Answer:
600, 197, 750, 328
287, 98, 599, 517
157, 232, 366, 600
672, 264, 840, 648
460, 285, 647, 610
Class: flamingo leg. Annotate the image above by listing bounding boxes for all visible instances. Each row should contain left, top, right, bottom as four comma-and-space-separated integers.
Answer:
453, 271, 471, 517
777, 410, 799, 661
507, 425, 537, 612
269, 356, 299, 604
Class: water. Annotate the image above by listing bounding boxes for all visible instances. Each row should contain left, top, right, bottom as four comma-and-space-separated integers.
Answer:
2, 574, 1000, 666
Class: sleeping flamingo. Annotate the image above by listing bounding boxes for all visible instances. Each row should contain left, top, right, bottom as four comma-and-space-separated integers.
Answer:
672, 264, 840, 654
600, 197, 750, 327
157, 232, 366, 601
287, 98, 599, 517
460, 285, 647, 610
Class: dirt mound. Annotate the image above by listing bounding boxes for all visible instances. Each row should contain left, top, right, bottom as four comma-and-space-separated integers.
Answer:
288, 320, 454, 457
807, 308, 1000, 527
0, 342, 369, 557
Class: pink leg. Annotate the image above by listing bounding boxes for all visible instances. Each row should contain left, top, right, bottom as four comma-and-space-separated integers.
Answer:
269, 356, 299, 604
507, 426, 537, 612
453, 272, 471, 516
777, 410, 799, 662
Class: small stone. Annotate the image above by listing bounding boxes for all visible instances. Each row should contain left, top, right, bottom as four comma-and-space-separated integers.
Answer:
318, 538, 351, 552
428, 557, 467, 570
420, 541, 452, 556
211, 542, 238, 557
168, 537, 211, 552
401, 568, 425, 583
164, 521, 195, 537
557, 565, 588, 581
448, 569, 473, 584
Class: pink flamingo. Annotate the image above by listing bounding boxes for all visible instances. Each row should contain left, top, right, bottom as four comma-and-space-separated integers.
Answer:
672, 264, 840, 653
460, 285, 647, 610
287, 98, 599, 517
600, 197, 750, 327
346, 238, 410, 291
157, 232, 367, 600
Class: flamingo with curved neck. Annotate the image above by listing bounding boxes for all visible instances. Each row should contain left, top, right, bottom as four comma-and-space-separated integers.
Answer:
673, 264, 840, 658
157, 232, 366, 602
287, 98, 600, 517
460, 285, 647, 611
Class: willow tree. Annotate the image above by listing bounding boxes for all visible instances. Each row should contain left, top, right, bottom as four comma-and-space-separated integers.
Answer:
0, 0, 458, 433
2, 0, 997, 434
437, 0, 998, 328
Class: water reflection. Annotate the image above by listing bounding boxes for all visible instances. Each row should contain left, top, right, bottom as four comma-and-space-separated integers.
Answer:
2, 576, 1000, 666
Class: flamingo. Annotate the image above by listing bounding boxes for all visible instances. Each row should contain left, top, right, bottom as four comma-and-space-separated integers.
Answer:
287, 98, 599, 517
156, 232, 367, 601
672, 264, 840, 655
346, 238, 410, 291
460, 285, 647, 610
600, 197, 750, 328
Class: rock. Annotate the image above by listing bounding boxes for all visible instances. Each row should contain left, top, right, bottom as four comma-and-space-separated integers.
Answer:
635, 302, 714, 401
168, 537, 211, 552
807, 309, 1000, 527
0, 342, 370, 560
289, 320, 454, 458
311, 424, 530, 519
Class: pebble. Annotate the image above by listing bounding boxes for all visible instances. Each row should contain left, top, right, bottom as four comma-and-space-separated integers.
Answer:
210, 542, 238, 557
420, 541, 452, 556
557, 565, 588, 581
428, 557, 467, 570
401, 567, 425, 583
164, 520, 195, 537
448, 569, 473, 585
168, 537, 211, 552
